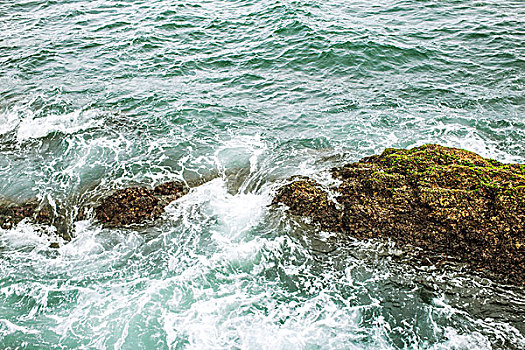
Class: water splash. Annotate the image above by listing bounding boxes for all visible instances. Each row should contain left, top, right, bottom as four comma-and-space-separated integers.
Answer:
0, 0, 524, 348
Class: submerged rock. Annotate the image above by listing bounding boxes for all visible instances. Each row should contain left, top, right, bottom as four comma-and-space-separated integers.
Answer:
94, 181, 188, 227
273, 144, 525, 285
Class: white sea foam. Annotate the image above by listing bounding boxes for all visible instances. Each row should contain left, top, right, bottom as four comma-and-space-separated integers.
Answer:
0, 108, 23, 135
0, 220, 60, 251
0, 127, 523, 349
1, 168, 523, 349
159, 177, 393, 349
159, 250, 390, 350
213, 134, 267, 175
16, 109, 103, 142
58, 221, 107, 258
430, 328, 491, 350
0, 319, 39, 336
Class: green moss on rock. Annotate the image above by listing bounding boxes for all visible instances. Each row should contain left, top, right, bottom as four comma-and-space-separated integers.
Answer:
273, 144, 525, 285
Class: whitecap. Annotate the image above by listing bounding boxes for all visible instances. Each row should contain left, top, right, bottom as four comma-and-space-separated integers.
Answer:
0, 319, 39, 337
16, 109, 103, 142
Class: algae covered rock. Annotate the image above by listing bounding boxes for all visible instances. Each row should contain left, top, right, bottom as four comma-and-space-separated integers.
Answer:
273, 144, 525, 285
273, 177, 341, 231
94, 181, 188, 227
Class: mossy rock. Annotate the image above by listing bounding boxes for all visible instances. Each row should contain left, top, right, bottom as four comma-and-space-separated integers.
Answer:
273, 144, 525, 285
272, 177, 341, 231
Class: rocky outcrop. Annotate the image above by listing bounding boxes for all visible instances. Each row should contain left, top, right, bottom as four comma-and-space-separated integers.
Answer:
0, 201, 53, 230
94, 181, 188, 227
0, 181, 189, 238
273, 144, 525, 285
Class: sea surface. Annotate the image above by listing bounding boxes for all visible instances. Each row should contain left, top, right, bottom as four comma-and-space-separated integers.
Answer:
0, 0, 524, 349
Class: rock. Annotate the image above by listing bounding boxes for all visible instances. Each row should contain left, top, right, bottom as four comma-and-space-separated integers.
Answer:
273, 144, 525, 285
94, 181, 188, 227
0, 200, 73, 241
0, 180, 189, 236
0, 201, 53, 230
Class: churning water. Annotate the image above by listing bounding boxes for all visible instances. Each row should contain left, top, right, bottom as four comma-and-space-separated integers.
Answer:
0, 0, 524, 348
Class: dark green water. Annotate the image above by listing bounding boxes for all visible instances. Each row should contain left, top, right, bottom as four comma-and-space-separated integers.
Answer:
0, 0, 524, 348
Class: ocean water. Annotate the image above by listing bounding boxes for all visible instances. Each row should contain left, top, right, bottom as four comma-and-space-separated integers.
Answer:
0, 0, 524, 348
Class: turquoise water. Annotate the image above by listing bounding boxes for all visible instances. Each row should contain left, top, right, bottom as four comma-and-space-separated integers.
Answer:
0, 0, 524, 348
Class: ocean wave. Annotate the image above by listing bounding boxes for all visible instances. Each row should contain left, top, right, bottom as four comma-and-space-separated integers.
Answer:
1, 0, 524, 348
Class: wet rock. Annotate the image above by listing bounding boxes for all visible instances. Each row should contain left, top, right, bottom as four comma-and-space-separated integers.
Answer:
94, 181, 188, 227
0, 180, 189, 240
0, 201, 53, 230
0, 200, 73, 241
273, 144, 525, 285
0, 180, 189, 235
273, 176, 341, 230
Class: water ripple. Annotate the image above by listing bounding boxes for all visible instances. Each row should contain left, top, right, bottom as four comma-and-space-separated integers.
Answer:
0, 0, 524, 348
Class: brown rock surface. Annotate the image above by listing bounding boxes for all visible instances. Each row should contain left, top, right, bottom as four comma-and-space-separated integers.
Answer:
0, 201, 53, 230
94, 181, 188, 226
273, 144, 525, 285
0, 180, 188, 244
1, 180, 188, 237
